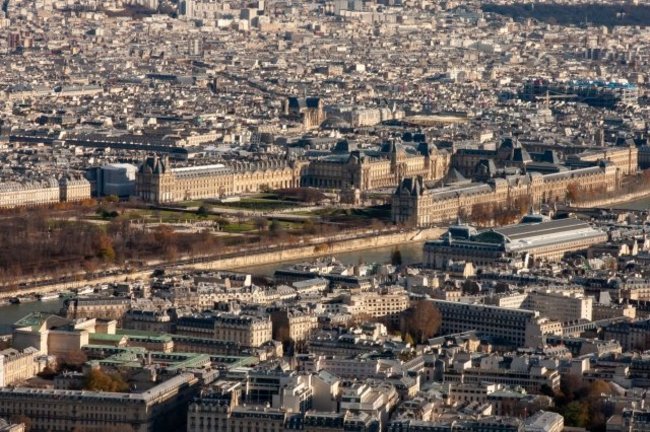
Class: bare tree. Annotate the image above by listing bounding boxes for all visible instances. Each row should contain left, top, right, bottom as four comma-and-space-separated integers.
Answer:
400, 301, 442, 344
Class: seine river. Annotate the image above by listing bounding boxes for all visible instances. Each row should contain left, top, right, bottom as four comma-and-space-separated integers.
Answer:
0, 299, 64, 334
3, 195, 649, 332
614, 196, 650, 211
239, 241, 426, 276
0, 241, 425, 333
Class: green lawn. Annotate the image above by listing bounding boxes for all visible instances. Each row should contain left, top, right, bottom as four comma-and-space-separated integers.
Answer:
311, 205, 392, 223
175, 200, 206, 209
115, 209, 226, 224
222, 222, 255, 233
214, 198, 295, 211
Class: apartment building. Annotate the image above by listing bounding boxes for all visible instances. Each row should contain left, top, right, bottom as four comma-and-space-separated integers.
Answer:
340, 382, 399, 432
0, 178, 59, 208
176, 313, 272, 347
59, 174, 91, 202
430, 300, 555, 347
603, 319, 650, 351
389, 417, 524, 432
123, 309, 173, 333
316, 358, 380, 378
188, 391, 378, 432
524, 411, 564, 432
523, 291, 593, 323
0, 174, 91, 208
0, 373, 200, 432
272, 309, 319, 342
64, 297, 132, 322
347, 289, 409, 324
0, 348, 40, 386
445, 365, 560, 394
490, 291, 593, 323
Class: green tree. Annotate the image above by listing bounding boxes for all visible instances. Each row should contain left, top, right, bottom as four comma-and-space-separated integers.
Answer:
302, 219, 317, 235
254, 217, 268, 233
462, 279, 480, 295
391, 248, 403, 266
269, 219, 285, 238
562, 401, 589, 427
196, 205, 210, 217
540, 384, 555, 398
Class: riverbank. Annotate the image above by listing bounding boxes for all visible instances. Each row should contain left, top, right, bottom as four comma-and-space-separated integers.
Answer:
240, 241, 426, 276
178, 227, 444, 271
0, 227, 443, 300
572, 189, 650, 210
611, 194, 650, 211
0, 239, 431, 331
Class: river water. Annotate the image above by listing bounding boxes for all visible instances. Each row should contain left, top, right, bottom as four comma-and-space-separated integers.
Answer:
239, 241, 426, 276
614, 196, 650, 211
0, 242, 426, 332
0, 299, 64, 334
3, 195, 649, 332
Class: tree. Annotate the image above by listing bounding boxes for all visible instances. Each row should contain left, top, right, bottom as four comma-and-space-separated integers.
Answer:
38, 365, 58, 380
540, 384, 555, 398
349, 312, 374, 327
61, 350, 88, 370
370, 218, 385, 231
514, 196, 531, 215
196, 205, 210, 217
391, 248, 403, 266
302, 219, 317, 235
559, 373, 584, 404
562, 401, 589, 427
276, 187, 326, 204
270, 310, 291, 342
603, 256, 618, 271
462, 279, 480, 295
457, 207, 469, 223
588, 380, 613, 398
84, 368, 129, 392
269, 219, 285, 238
400, 300, 442, 344
10, 415, 31, 431
552, 375, 614, 432
254, 217, 268, 233
94, 233, 116, 261
470, 202, 493, 225
566, 182, 581, 202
